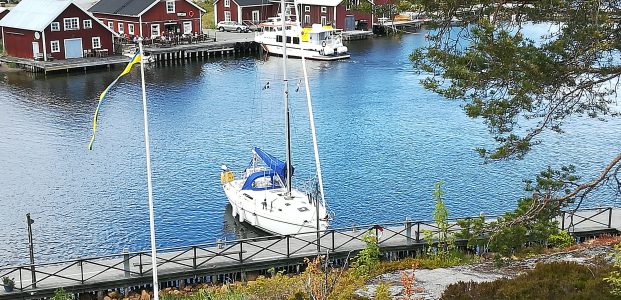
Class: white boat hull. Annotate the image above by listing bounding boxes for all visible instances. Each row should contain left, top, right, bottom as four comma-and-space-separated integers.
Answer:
262, 43, 350, 61
223, 178, 328, 235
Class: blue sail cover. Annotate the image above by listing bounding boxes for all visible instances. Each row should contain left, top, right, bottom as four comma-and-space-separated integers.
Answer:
254, 147, 293, 179
241, 170, 281, 191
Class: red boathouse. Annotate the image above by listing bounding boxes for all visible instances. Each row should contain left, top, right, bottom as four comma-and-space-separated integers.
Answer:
0, 0, 116, 60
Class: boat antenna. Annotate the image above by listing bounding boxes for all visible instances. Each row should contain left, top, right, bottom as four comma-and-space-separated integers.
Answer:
294, 0, 326, 210
281, 0, 292, 196
138, 38, 160, 300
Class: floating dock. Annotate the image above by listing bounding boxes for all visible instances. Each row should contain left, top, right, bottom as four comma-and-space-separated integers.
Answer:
0, 207, 618, 300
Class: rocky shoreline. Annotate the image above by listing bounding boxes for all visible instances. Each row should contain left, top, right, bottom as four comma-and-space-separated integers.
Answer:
357, 244, 615, 300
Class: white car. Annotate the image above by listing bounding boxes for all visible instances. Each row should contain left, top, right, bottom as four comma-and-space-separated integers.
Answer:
217, 21, 250, 33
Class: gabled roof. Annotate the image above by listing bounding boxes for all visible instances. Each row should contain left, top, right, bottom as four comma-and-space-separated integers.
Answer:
296, 0, 342, 6
0, 0, 117, 35
0, 0, 72, 31
89, 0, 155, 16
234, 0, 273, 6
90, 0, 204, 16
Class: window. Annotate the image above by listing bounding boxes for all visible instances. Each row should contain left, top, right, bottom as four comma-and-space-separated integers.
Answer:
151, 24, 160, 37
128, 24, 134, 35
63, 17, 79, 30
304, 14, 310, 25
321, 16, 326, 25
108, 21, 114, 30
321, 6, 326, 13
83, 19, 92, 29
304, 5, 310, 12
224, 0, 230, 7
252, 10, 260, 22
276, 35, 282, 42
92, 37, 101, 49
224, 11, 231, 21
293, 37, 299, 44
346, 0, 351, 10
51, 22, 60, 32
50, 40, 60, 53
166, 0, 175, 13
118, 23, 124, 34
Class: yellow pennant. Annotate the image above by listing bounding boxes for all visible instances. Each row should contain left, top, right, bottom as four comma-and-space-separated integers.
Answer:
88, 52, 142, 150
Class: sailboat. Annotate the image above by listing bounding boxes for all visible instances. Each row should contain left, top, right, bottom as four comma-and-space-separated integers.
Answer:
220, 0, 329, 236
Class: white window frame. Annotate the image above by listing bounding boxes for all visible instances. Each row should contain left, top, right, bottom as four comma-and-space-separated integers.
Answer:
346, 0, 351, 10
50, 40, 60, 53
252, 10, 260, 22
63, 17, 79, 31
304, 5, 310, 12
166, 0, 175, 13
128, 24, 135, 35
224, 11, 231, 21
83, 19, 92, 29
224, 0, 230, 8
108, 21, 114, 30
92, 37, 101, 49
118, 23, 124, 34
321, 6, 327, 13
304, 14, 310, 25
51, 22, 60, 32
151, 24, 160, 37
321, 16, 327, 25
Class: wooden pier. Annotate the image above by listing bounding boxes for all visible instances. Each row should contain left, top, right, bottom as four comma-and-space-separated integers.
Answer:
342, 30, 374, 41
0, 207, 619, 300
0, 40, 260, 74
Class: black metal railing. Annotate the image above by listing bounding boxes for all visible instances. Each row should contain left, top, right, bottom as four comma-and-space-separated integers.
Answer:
0, 206, 615, 294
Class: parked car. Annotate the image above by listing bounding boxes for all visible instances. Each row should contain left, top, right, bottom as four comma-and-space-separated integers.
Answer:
217, 21, 250, 33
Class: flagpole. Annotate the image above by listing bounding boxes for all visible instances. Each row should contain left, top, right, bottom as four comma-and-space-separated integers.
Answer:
138, 38, 159, 300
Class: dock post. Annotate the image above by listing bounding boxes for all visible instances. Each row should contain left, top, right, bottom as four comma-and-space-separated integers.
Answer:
561, 211, 565, 230
406, 220, 412, 245
608, 207, 612, 228
123, 249, 130, 278
415, 222, 420, 242
26, 213, 36, 288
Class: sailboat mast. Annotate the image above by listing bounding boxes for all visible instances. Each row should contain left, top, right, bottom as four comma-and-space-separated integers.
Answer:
281, 0, 292, 195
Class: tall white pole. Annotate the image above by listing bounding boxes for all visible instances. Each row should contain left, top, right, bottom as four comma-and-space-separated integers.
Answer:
138, 39, 159, 300
294, 0, 326, 213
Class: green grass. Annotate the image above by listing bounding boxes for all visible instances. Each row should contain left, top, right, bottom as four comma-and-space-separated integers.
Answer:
196, 0, 215, 29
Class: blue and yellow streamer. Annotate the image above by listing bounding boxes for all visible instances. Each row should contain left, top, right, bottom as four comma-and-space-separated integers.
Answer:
88, 51, 142, 150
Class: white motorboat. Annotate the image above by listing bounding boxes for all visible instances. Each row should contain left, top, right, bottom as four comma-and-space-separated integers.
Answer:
221, 0, 329, 235
255, 16, 350, 61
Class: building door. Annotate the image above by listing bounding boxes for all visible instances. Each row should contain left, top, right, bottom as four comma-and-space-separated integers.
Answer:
183, 21, 192, 34
345, 15, 355, 31
64, 38, 83, 59
32, 42, 39, 58
252, 10, 260, 23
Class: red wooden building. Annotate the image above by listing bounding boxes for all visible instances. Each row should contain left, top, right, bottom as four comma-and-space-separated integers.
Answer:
213, 0, 388, 31
89, 0, 205, 39
213, 0, 274, 24
0, 0, 116, 60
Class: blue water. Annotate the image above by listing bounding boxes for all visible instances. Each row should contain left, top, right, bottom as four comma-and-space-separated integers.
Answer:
1, 32, 620, 266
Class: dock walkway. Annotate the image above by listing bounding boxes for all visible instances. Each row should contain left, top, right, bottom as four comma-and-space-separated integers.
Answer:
0, 207, 619, 299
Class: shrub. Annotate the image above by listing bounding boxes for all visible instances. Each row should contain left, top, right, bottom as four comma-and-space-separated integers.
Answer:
50, 288, 71, 300
604, 242, 621, 296
547, 230, 575, 248
441, 261, 616, 299
374, 281, 391, 300
352, 232, 381, 277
